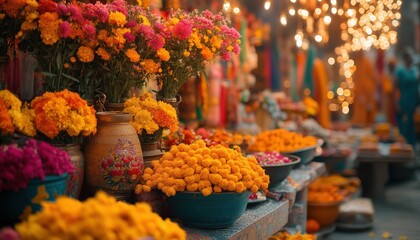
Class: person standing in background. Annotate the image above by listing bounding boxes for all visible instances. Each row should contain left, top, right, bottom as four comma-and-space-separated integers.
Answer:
395, 49, 419, 147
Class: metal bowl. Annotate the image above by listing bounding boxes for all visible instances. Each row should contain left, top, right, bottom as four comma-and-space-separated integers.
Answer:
260, 155, 301, 189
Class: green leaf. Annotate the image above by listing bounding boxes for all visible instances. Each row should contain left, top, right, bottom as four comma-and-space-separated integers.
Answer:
62, 73, 80, 83
41, 71, 57, 77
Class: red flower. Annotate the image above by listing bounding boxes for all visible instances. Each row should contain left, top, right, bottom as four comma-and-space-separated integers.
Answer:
109, 169, 123, 177
38, 0, 57, 14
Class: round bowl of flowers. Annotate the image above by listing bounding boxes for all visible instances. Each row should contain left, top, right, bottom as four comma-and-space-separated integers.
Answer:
253, 152, 301, 189
0, 139, 74, 226
307, 181, 344, 228
135, 140, 269, 229
248, 129, 318, 168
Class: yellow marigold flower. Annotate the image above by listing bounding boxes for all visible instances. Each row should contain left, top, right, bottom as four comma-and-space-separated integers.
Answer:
126, 48, 140, 63
0, 89, 22, 110
96, 47, 111, 61
108, 11, 127, 27
138, 15, 150, 26
157, 48, 170, 61
77, 46, 94, 63
183, 50, 190, 57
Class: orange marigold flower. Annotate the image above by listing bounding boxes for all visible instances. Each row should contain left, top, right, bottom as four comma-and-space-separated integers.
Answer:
201, 46, 213, 60
0, 98, 14, 134
157, 48, 170, 61
77, 46, 94, 63
96, 47, 111, 61
70, 57, 76, 63
142, 59, 160, 74
38, 12, 61, 45
125, 48, 140, 63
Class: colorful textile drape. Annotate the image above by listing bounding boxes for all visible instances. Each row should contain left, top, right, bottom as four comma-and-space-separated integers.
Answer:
290, 55, 299, 101
296, 50, 307, 99
270, 40, 281, 90
303, 46, 315, 95
313, 59, 331, 129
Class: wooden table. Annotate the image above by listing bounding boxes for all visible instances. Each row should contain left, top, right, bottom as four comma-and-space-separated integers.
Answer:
357, 145, 414, 201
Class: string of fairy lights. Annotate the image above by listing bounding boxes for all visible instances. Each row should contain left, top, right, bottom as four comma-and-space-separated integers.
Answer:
222, 0, 401, 115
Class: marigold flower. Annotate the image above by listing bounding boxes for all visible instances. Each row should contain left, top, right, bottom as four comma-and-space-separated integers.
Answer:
77, 46, 94, 62
125, 48, 140, 63
108, 11, 127, 27
157, 48, 170, 61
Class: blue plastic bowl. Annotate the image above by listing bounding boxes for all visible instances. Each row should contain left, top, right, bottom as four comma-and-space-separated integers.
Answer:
0, 174, 68, 227
167, 191, 251, 229
261, 155, 301, 189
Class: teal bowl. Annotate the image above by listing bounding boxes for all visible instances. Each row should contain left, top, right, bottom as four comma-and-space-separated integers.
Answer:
261, 155, 301, 189
284, 145, 318, 169
167, 191, 251, 229
0, 174, 68, 227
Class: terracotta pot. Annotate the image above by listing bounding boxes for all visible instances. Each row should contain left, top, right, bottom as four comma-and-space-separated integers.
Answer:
307, 200, 342, 228
56, 143, 84, 199
179, 79, 197, 122
104, 102, 125, 112
84, 112, 144, 202
141, 141, 164, 169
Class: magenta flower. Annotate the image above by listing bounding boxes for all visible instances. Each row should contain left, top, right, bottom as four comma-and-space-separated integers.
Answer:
82, 3, 97, 20
193, 16, 214, 30
123, 32, 135, 43
202, 10, 214, 19
149, 34, 164, 51
94, 2, 109, 23
222, 51, 231, 61
56, 4, 69, 16
137, 25, 154, 40
173, 19, 192, 40
0, 139, 74, 192
221, 25, 240, 40
82, 23, 96, 41
68, 5, 84, 23
233, 44, 241, 54
59, 21, 70, 38
125, 20, 137, 28
0, 228, 19, 240
109, 0, 128, 16
155, 22, 171, 38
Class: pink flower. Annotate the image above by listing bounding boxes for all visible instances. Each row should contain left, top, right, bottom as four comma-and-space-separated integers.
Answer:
109, 0, 128, 16
82, 23, 96, 41
0, 228, 20, 240
82, 3, 96, 20
56, 4, 69, 16
193, 16, 214, 30
125, 20, 137, 28
221, 25, 240, 40
137, 25, 154, 40
59, 21, 70, 38
149, 34, 164, 50
222, 51, 231, 61
173, 19, 192, 40
233, 43, 241, 54
155, 22, 171, 38
202, 10, 214, 19
94, 3, 109, 22
123, 32, 135, 43
214, 14, 225, 21
69, 5, 84, 23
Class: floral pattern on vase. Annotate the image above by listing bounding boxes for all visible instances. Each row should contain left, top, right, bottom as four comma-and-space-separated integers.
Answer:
100, 139, 143, 191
